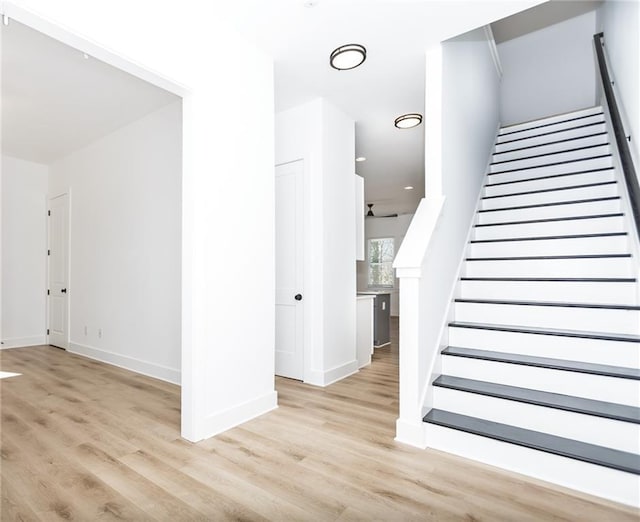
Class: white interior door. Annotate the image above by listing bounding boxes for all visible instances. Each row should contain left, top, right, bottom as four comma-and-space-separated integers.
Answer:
275, 161, 304, 380
48, 193, 69, 349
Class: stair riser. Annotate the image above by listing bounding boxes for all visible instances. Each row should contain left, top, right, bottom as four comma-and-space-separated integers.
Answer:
481, 184, 618, 210
424, 424, 640, 507
433, 388, 640, 452
459, 280, 637, 306
490, 145, 611, 173
497, 114, 605, 143
468, 236, 629, 257
465, 257, 632, 278
487, 157, 613, 184
498, 107, 603, 135
454, 302, 640, 335
484, 170, 615, 197
474, 216, 625, 240
448, 326, 640, 367
492, 134, 609, 163
495, 123, 607, 153
440, 357, 640, 407
477, 199, 621, 224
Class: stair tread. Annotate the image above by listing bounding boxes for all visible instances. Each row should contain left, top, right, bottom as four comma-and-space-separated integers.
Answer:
490, 143, 610, 166
482, 181, 616, 200
498, 121, 606, 146
461, 277, 635, 281
442, 346, 640, 380
478, 196, 620, 213
449, 321, 640, 343
433, 375, 640, 423
423, 409, 640, 475
455, 298, 640, 310
470, 232, 627, 243
493, 132, 608, 156
488, 154, 612, 176
466, 254, 631, 261
475, 213, 623, 227
499, 112, 604, 137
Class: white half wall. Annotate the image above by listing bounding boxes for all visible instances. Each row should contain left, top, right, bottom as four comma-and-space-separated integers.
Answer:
1, 156, 48, 348
395, 26, 501, 446
49, 102, 182, 384
597, 0, 640, 172
357, 213, 414, 316
275, 98, 357, 386
498, 10, 598, 125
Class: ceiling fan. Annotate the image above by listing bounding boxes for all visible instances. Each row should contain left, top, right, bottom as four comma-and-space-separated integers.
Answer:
366, 203, 398, 218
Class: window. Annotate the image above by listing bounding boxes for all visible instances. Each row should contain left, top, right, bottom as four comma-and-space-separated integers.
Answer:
368, 237, 394, 287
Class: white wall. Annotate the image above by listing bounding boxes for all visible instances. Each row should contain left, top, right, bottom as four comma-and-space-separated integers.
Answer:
597, 0, 640, 172
49, 102, 182, 382
498, 10, 598, 125
4, 0, 276, 443
275, 98, 357, 386
1, 156, 48, 348
394, 26, 501, 446
357, 213, 414, 316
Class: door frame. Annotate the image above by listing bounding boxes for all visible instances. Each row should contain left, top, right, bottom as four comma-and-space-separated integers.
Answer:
47, 191, 71, 349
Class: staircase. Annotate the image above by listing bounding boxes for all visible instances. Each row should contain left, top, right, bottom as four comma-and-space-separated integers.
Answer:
422, 106, 640, 506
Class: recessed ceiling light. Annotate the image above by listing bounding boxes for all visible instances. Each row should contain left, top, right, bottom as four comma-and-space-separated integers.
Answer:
330, 44, 366, 71
394, 113, 423, 129
355, 156, 366, 162
404, 186, 414, 190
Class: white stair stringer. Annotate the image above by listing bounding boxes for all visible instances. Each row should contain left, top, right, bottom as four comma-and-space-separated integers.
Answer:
424, 421, 640, 508
422, 106, 640, 508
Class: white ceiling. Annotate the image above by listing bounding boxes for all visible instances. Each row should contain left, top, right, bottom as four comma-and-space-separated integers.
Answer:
1, 1, 552, 216
492, 0, 602, 44
1, 19, 178, 164
220, 0, 547, 215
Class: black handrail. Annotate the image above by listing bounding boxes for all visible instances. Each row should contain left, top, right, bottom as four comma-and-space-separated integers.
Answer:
593, 32, 640, 242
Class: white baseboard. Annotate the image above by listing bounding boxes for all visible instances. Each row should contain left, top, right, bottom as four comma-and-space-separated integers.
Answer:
191, 390, 278, 442
1, 336, 47, 349
68, 342, 181, 385
306, 359, 359, 387
395, 418, 427, 448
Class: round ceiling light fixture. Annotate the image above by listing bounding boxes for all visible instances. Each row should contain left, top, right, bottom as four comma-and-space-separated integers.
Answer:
394, 113, 423, 129
330, 44, 367, 70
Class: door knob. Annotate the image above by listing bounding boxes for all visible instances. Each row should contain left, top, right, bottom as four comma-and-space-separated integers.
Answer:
61, 288, 67, 293
294, 294, 302, 301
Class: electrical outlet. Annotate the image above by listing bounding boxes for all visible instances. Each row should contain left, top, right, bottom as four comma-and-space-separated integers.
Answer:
98, 328, 102, 339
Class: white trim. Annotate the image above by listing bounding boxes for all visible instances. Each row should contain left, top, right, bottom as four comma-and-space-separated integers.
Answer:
0, 2, 188, 97
484, 25, 503, 79
68, 341, 181, 385
194, 391, 278, 442
305, 359, 359, 387
1, 336, 47, 349
395, 418, 427, 448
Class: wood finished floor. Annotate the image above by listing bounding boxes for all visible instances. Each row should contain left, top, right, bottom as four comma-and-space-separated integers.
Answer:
1, 320, 638, 521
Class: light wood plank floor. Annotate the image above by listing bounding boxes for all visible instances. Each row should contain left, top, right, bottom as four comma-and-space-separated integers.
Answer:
1, 320, 638, 521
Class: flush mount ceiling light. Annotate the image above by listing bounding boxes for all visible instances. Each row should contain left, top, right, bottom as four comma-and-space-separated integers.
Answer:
394, 113, 423, 129
330, 44, 366, 70
355, 156, 366, 162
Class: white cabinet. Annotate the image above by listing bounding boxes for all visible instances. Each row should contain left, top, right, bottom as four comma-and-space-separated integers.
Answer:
356, 295, 374, 368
